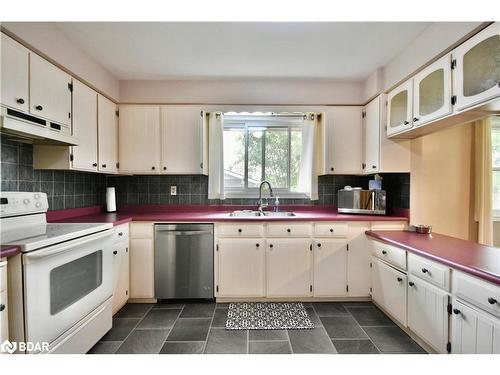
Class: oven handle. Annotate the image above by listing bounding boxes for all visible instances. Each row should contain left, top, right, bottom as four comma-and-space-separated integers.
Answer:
24, 230, 113, 261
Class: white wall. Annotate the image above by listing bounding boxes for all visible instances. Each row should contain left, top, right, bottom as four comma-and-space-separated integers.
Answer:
119, 79, 364, 105
2, 22, 120, 101
382, 22, 483, 91
362, 68, 385, 103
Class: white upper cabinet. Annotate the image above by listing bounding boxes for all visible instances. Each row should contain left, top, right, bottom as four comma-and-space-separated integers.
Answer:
386, 79, 413, 136
30, 53, 72, 126
412, 54, 452, 126
160, 106, 203, 174
324, 106, 363, 174
1, 33, 29, 112
362, 97, 380, 173
118, 105, 161, 174
98, 95, 118, 173
452, 23, 500, 111
71, 80, 98, 172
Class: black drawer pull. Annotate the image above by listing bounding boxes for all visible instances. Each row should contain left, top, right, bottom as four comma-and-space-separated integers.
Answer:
397, 277, 403, 282
330, 228, 334, 233
488, 297, 498, 305
381, 250, 387, 255
163, 166, 167, 170
92, 163, 98, 167
287, 228, 291, 233
113, 250, 118, 255
317, 243, 321, 248
453, 308, 460, 315
269, 244, 273, 248
413, 117, 419, 122
152, 166, 156, 170
118, 232, 123, 236
255, 243, 260, 248
16, 98, 25, 104
35, 105, 43, 111
0, 304, 5, 312
421, 268, 429, 274
408, 281, 415, 287
238, 228, 242, 233
102, 164, 107, 168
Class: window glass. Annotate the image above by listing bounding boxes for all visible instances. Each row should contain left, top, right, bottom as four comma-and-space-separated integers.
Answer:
492, 123, 500, 213
223, 127, 245, 189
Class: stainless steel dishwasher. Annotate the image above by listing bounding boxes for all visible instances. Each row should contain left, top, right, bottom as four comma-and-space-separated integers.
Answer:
154, 223, 214, 299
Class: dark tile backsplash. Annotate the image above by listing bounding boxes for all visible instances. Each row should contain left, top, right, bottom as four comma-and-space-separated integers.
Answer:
1, 133, 410, 213
1, 135, 107, 210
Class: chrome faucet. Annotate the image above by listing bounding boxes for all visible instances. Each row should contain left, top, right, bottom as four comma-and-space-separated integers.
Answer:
258, 181, 274, 212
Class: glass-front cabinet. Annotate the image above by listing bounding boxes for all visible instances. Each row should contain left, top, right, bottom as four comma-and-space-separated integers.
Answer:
412, 54, 452, 127
386, 79, 413, 136
453, 22, 500, 111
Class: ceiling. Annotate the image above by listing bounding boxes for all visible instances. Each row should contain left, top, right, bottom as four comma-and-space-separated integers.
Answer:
56, 22, 432, 81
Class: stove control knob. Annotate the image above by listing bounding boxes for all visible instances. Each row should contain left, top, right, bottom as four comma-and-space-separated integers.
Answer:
35, 202, 42, 208
23, 198, 30, 204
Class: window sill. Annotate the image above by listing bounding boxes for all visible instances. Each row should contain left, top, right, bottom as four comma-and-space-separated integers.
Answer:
224, 192, 310, 200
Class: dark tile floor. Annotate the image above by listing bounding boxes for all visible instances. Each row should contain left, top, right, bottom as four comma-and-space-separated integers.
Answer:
88, 301, 426, 354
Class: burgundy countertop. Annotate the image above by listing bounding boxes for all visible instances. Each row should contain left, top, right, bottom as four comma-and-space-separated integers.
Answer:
366, 230, 500, 286
47, 205, 408, 225
1, 245, 21, 259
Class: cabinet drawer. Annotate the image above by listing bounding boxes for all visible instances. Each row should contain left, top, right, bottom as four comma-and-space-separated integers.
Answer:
408, 253, 450, 291
130, 222, 154, 238
314, 222, 348, 238
0, 261, 6, 292
371, 222, 407, 231
453, 271, 500, 318
371, 240, 406, 270
217, 224, 264, 238
266, 223, 312, 237
113, 224, 129, 244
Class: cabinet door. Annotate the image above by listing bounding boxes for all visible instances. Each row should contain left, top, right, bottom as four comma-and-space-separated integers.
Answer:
408, 276, 449, 353
1, 33, 29, 112
160, 106, 203, 174
386, 80, 413, 136
451, 299, 500, 354
453, 23, 500, 111
0, 290, 7, 345
313, 239, 347, 297
98, 95, 118, 173
347, 223, 371, 297
71, 80, 98, 171
363, 96, 380, 174
112, 244, 130, 314
30, 53, 71, 126
217, 239, 265, 297
371, 257, 407, 326
325, 107, 363, 174
129, 238, 154, 298
118, 105, 161, 174
266, 239, 312, 297
413, 54, 452, 126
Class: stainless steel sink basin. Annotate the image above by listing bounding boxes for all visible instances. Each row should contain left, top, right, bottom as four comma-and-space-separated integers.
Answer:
229, 210, 261, 217
261, 211, 296, 217
229, 210, 296, 217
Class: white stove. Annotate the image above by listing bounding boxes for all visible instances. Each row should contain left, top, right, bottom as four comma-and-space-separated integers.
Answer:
0, 192, 114, 354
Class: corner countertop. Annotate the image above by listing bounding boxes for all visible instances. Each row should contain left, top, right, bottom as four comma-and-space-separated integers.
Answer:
1, 245, 21, 259
366, 230, 500, 286
47, 205, 409, 226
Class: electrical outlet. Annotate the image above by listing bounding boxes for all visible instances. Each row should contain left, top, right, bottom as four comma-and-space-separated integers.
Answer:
170, 185, 177, 196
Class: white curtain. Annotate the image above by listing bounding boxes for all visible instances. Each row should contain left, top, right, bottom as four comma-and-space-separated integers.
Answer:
207, 112, 225, 200
295, 112, 321, 200
474, 117, 493, 245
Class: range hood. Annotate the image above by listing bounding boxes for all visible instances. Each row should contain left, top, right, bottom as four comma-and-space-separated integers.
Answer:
0, 107, 79, 146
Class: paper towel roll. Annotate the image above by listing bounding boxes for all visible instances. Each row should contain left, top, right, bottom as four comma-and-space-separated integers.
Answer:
106, 187, 116, 212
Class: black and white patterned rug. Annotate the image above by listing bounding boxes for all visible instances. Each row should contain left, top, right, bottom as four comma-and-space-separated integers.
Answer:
225, 302, 314, 330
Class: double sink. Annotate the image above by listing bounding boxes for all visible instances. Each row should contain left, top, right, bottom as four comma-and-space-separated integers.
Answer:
229, 210, 296, 217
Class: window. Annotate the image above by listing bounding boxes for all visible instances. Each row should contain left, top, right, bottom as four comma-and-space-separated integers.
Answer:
223, 114, 304, 198
492, 118, 500, 217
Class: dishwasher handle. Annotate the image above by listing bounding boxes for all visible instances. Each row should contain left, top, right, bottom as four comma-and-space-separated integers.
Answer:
156, 230, 212, 236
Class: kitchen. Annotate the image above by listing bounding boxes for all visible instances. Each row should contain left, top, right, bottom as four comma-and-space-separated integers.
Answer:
1, 3, 500, 371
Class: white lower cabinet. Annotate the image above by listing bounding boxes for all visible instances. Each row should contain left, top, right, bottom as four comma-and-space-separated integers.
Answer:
217, 239, 265, 297
347, 223, 372, 297
129, 223, 155, 299
313, 239, 347, 297
112, 224, 130, 314
371, 256, 407, 326
1, 260, 8, 346
408, 275, 449, 353
266, 239, 313, 298
451, 299, 500, 354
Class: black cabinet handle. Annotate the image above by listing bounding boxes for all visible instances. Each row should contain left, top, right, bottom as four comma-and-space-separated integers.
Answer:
0, 304, 5, 312
488, 297, 498, 305
163, 166, 167, 170
113, 250, 118, 255
403, 120, 409, 125
362, 163, 366, 169
118, 232, 123, 236
35, 105, 43, 111
381, 250, 387, 255
92, 163, 98, 167
330, 167, 334, 171
372, 165, 377, 169
453, 308, 460, 315
256, 243, 260, 248
330, 228, 334, 233
409, 281, 415, 287
421, 268, 429, 274
102, 164, 107, 168
16, 98, 25, 104
317, 243, 321, 247
397, 277, 403, 282
152, 166, 156, 170
238, 228, 242, 233
413, 117, 419, 122
269, 244, 273, 248
287, 228, 291, 233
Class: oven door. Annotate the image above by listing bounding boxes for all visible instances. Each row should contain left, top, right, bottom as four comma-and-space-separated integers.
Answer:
23, 229, 113, 345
